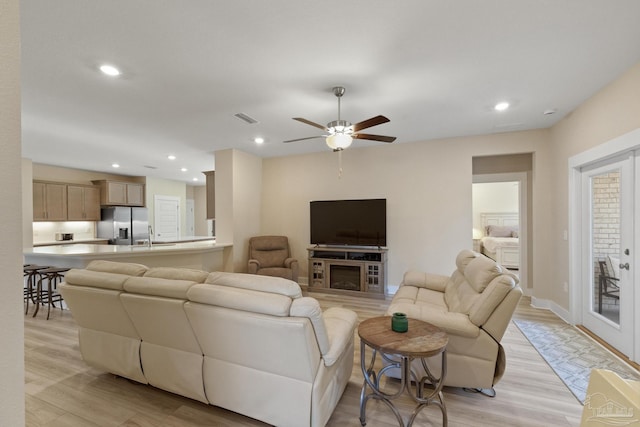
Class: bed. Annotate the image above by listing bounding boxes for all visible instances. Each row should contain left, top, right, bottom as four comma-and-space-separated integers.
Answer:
480, 212, 520, 269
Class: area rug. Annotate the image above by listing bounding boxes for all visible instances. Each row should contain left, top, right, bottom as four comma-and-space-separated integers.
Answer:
513, 319, 640, 403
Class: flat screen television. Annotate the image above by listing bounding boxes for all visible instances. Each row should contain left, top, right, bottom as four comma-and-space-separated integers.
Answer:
310, 198, 386, 247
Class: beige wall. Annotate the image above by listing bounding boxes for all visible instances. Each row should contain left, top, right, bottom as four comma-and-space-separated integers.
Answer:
0, 0, 25, 423
261, 129, 550, 288
193, 185, 209, 236
547, 61, 640, 309
215, 149, 262, 272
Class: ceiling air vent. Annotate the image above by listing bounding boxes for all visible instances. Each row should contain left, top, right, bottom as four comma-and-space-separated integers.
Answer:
234, 112, 259, 124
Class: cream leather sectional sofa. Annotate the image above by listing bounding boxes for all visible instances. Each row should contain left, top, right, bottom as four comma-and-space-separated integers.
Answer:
386, 249, 523, 395
59, 260, 358, 427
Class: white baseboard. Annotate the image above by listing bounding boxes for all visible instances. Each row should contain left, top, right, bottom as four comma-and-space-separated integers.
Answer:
530, 296, 572, 324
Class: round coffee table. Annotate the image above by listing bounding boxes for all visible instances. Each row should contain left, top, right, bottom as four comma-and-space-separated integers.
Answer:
358, 316, 449, 427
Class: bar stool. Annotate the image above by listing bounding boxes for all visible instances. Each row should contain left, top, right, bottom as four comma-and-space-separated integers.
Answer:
23, 264, 50, 315
34, 267, 70, 320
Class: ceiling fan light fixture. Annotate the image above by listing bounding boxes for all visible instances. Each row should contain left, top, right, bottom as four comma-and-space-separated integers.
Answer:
326, 133, 353, 150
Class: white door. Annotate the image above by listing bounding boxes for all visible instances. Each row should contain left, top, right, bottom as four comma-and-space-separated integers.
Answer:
154, 195, 180, 241
580, 153, 634, 356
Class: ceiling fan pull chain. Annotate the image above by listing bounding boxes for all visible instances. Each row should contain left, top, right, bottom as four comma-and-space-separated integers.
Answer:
338, 149, 343, 179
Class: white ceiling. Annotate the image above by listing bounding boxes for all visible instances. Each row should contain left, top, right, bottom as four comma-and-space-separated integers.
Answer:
20, 1, 640, 185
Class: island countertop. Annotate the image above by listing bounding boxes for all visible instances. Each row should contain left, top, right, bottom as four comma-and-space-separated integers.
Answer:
24, 241, 232, 271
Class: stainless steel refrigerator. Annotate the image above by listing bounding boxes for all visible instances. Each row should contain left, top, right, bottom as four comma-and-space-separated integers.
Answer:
97, 207, 149, 245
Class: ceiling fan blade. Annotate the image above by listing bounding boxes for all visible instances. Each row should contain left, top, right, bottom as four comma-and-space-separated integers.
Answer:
283, 135, 325, 143
353, 133, 396, 143
352, 115, 390, 132
293, 117, 329, 131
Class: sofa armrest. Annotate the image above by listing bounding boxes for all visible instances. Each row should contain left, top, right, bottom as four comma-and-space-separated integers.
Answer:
401, 270, 449, 292
284, 258, 298, 269
285, 258, 299, 282
321, 307, 358, 367
247, 259, 260, 274
388, 302, 479, 338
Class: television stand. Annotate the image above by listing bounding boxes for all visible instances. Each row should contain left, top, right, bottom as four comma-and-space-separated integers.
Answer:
307, 246, 388, 297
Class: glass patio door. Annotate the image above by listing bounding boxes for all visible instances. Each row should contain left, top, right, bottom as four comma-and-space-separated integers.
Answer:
580, 153, 634, 356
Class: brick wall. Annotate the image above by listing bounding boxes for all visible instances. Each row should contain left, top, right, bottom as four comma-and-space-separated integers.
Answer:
591, 172, 620, 313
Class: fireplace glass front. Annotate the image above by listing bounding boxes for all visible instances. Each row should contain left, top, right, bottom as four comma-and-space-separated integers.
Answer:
329, 264, 361, 291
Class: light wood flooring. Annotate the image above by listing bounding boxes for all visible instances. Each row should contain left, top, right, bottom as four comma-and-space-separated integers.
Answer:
25, 293, 584, 427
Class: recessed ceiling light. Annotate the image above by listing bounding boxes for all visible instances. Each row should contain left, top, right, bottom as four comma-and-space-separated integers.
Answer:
494, 102, 510, 112
181, 167, 188, 172
192, 177, 198, 182
167, 155, 176, 160
99, 64, 121, 77
112, 163, 120, 168
254, 137, 264, 144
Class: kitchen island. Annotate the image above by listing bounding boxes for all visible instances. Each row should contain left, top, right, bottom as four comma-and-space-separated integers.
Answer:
24, 240, 231, 271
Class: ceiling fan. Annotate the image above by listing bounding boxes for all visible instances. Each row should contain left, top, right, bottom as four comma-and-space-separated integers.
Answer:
284, 86, 396, 151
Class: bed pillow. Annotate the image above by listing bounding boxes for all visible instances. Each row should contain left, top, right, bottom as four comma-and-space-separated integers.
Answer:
486, 225, 517, 238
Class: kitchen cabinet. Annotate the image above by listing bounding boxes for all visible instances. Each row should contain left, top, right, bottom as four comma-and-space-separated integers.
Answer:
67, 185, 101, 220
33, 181, 67, 221
94, 180, 145, 207
204, 170, 215, 219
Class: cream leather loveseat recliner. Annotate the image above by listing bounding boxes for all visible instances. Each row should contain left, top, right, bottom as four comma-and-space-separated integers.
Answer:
386, 249, 523, 395
59, 260, 357, 427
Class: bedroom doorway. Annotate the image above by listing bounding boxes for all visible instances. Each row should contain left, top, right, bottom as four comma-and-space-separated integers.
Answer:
473, 172, 528, 290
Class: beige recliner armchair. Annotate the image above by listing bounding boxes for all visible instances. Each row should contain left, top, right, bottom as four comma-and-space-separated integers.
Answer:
386, 249, 523, 396
248, 235, 299, 282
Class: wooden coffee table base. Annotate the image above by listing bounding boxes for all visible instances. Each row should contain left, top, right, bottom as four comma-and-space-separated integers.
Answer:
358, 316, 448, 427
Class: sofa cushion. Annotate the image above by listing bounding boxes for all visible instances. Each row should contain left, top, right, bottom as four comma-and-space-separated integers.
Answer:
321, 307, 358, 366
468, 274, 516, 326
124, 276, 198, 300
86, 260, 148, 276
255, 248, 289, 268
444, 280, 479, 314
464, 255, 502, 293
387, 302, 479, 338
64, 269, 131, 291
187, 284, 293, 317
205, 271, 302, 298
402, 270, 449, 292
455, 250, 479, 273
144, 267, 209, 283
290, 297, 329, 354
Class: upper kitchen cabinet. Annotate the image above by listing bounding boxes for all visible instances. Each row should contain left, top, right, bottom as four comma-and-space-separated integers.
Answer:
67, 185, 101, 221
33, 181, 67, 221
204, 170, 215, 219
94, 180, 145, 207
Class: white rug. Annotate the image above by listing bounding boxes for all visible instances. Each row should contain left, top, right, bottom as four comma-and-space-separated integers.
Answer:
513, 319, 640, 403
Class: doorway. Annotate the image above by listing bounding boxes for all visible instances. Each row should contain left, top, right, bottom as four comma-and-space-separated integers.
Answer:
473, 173, 528, 290
569, 129, 640, 364
472, 153, 533, 293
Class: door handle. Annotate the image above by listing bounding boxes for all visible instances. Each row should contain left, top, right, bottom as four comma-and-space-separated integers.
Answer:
619, 262, 630, 270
